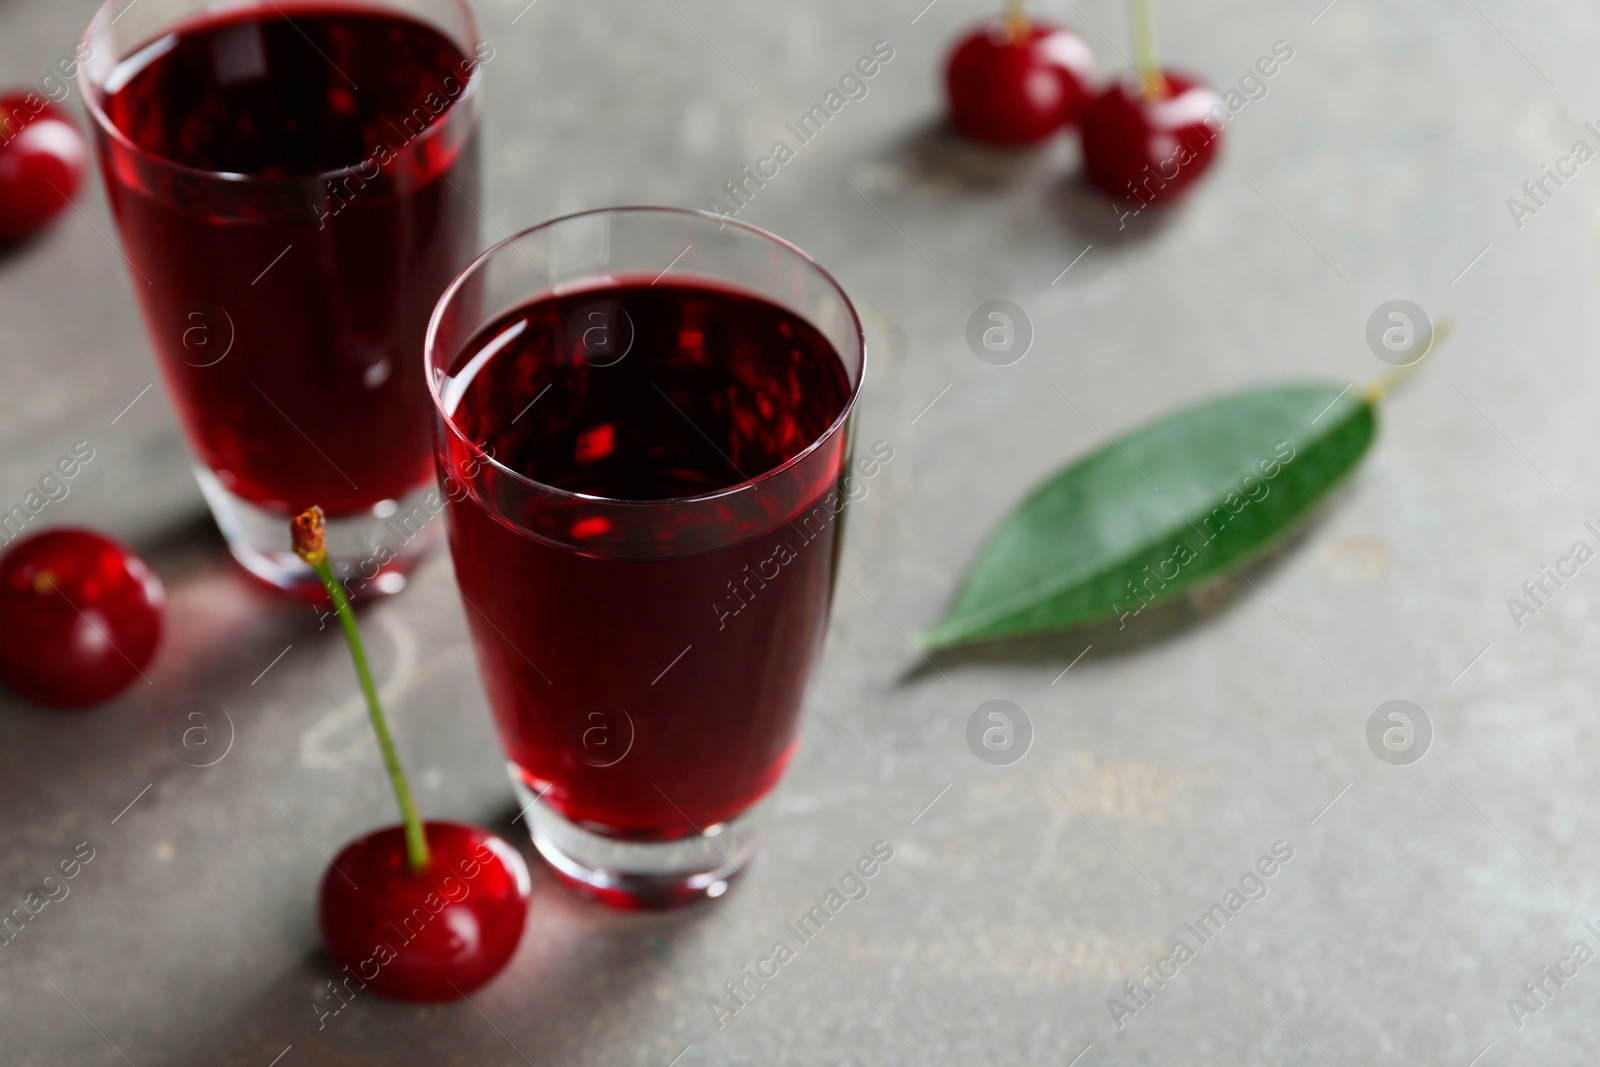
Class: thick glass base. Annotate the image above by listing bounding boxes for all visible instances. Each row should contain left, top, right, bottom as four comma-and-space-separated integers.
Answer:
510, 767, 763, 910
195, 468, 444, 599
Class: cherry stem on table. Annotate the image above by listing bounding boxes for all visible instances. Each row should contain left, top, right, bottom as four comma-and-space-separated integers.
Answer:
1363, 319, 1453, 405
292, 507, 432, 873
1130, 0, 1167, 100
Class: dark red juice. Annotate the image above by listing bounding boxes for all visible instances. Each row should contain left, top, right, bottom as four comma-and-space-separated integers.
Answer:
440, 278, 855, 837
94, 6, 482, 515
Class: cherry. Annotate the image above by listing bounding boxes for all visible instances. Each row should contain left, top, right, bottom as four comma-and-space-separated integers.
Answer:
1078, 0, 1220, 207
319, 821, 531, 1002
0, 93, 87, 245
945, 12, 1094, 146
0, 528, 164, 708
1079, 70, 1222, 205
292, 508, 529, 1002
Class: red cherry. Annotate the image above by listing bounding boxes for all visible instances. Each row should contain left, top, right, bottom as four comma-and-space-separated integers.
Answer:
0, 529, 164, 708
1079, 70, 1223, 205
319, 822, 531, 1002
945, 19, 1094, 146
0, 93, 87, 245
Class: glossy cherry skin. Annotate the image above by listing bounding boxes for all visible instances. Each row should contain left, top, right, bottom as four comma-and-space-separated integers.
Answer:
1080, 71, 1223, 205
319, 822, 532, 1002
0, 94, 87, 244
945, 20, 1094, 146
0, 529, 164, 708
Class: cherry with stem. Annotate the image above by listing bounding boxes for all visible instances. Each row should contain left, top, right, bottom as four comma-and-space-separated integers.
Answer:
293, 507, 530, 1003
1079, 0, 1222, 206
944, 0, 1095, 147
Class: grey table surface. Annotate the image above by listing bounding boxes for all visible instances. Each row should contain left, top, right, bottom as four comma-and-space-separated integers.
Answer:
3, 0, 1599, 1063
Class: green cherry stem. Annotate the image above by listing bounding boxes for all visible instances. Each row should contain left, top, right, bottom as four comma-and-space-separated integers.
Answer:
1003, 0, 1028, 42
292, 507, 431, 873
1130, 0, 1167, 100
1363, 319, 1453, 405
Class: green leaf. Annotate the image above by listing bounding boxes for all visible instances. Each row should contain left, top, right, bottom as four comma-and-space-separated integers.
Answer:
919, 382, 1376, 650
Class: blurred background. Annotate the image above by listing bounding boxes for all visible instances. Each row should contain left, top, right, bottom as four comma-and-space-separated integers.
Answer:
5, 0, 1600, 1063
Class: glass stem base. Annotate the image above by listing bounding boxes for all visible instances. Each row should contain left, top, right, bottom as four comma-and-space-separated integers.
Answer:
194, 468, 444, 598
510, 766, 763, 910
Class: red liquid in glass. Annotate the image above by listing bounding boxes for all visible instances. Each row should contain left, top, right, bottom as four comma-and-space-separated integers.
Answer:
441, 279, 855, 837
95, 6, 480, 516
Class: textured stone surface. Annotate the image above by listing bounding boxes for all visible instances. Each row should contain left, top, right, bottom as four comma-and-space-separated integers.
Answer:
3, 0, 1599, 1063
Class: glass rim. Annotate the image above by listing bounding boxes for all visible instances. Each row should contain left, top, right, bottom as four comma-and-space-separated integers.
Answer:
425, 205, 868, 511
79, 0, 482, 188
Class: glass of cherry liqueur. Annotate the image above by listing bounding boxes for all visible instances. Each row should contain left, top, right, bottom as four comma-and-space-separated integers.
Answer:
427, 208, 866, 907
82, 0, 484, 594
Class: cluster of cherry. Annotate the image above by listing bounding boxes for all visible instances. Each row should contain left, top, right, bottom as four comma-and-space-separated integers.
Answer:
0, 523, 532, 1002
0, 0, 1229, 1011
943, 0, 1222, 208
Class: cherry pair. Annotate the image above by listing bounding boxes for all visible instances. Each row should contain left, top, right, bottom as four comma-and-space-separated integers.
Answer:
0, 519, 530, 1001
944, 1, 1220, 206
